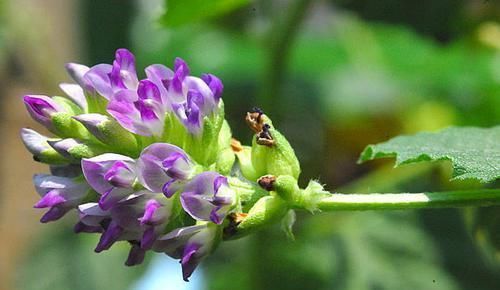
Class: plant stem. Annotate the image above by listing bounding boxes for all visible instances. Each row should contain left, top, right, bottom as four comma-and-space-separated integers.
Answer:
314, 189, 500, 211
258, 0, 313, 110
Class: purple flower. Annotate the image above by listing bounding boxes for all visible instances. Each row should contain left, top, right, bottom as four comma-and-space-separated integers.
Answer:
65, 62, 95, 93
153, 224, 219, 281
138, 143, 195, 197
85, 64, 114, 99
79, 192, 173, 253
77, 202, 110, 232
145, 64, 173, 105
201, 74, 224, 101
72, 113, 110, 141
23, 95, 65, 130
77, 199, 140, 253
59, 83, 88, 110
109, 48, 139, 90
137, 197, 173, 249
126, 242, 146, 266
166, 59, 220, 135
33, 174, 90, 223
20, 128, 66, 164
23, 48, 233, 280
180, 172, 235, 224
47, 138, 85, 160
81, 153, 137, 210
84, 49, 139, 100
107, 80, 167, 136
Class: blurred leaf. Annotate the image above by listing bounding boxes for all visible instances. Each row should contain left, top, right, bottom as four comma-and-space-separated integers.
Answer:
325, 211, 460, 290
160, 0, 250, 27
17, 224, 149, 290
359, 126, 500, 183
467, 206, 500, 267
205, 211, 461, 290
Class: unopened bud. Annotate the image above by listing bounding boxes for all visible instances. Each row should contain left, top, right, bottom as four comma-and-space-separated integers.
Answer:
20, 128, 67, 164
246, 110, 300, 179
225, 195, 288, 240
73, 114, 139, 156
48, 138, 107, 161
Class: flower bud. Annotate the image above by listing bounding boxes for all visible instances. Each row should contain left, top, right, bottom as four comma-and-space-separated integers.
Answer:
215, 147, 235, 175
48, 138, 107, 161
225, 195, 288, 240
23, 95, 64, 131
180, 172, 236, 224
33, 174, 91, 223
81, 154, 137, 210
243, 109, 300, 180
20, 128, 67, 164
214, 121, 235, 174
65, 62, 95, 93
234, 145, 260, 181
73, 114, 139, 156
153, 223, 221, 282
183, 101, 225, 166
251, 124, 301, 179
59, 83, 88, 110
50, 112, 94, 140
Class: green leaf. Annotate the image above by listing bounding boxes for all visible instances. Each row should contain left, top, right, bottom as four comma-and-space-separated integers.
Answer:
160, 0, 250, 27
359, 126, 500, 183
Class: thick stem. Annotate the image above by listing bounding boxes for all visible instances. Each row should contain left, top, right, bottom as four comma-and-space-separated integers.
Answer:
314, 189, 500, 211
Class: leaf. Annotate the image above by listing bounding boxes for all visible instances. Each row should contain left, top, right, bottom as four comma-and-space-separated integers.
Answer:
359, 126, 500, 183
160, 0, 251, 27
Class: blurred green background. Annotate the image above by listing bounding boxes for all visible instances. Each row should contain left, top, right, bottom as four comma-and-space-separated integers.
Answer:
1, 0, 499, 289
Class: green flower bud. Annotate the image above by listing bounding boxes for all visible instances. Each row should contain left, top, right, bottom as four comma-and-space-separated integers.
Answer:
250, 121, 301, 179
73, 114, 139, 156
183, 102, 226, 166
227, 177, 267, 212
214, 120, 236, 175
224, 195, 288, 240
215, 147, 235, 175
48, 138, 107, 161
51, 112, 92, 140
234, 145, 260, 182
270, 175, 300, 202
20, 128, 67, 164
52, 96, 84, 115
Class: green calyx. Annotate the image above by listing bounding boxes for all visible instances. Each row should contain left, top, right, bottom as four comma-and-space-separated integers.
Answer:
34, 146, 68, 164
85, 94, 109, 114
65, 142, 108, 161
225, 195, 289, 240
237, 109, 301, 181
93, 117, 139, 156
51, 112, 93, 140
163, 102, 228, 168
251, 126, 300, 179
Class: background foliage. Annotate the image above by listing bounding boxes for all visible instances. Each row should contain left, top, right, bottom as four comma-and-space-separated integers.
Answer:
1, 0, 499, 289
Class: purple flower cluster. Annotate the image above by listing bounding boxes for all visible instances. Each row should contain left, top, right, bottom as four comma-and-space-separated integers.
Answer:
21, 49, 234, 281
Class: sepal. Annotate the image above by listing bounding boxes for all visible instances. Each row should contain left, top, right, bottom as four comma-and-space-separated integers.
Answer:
73, 114, 139, 156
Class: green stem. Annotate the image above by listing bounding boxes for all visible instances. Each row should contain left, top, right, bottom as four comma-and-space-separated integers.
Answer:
313, 189, 500, 211
258, 0, 313, 110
